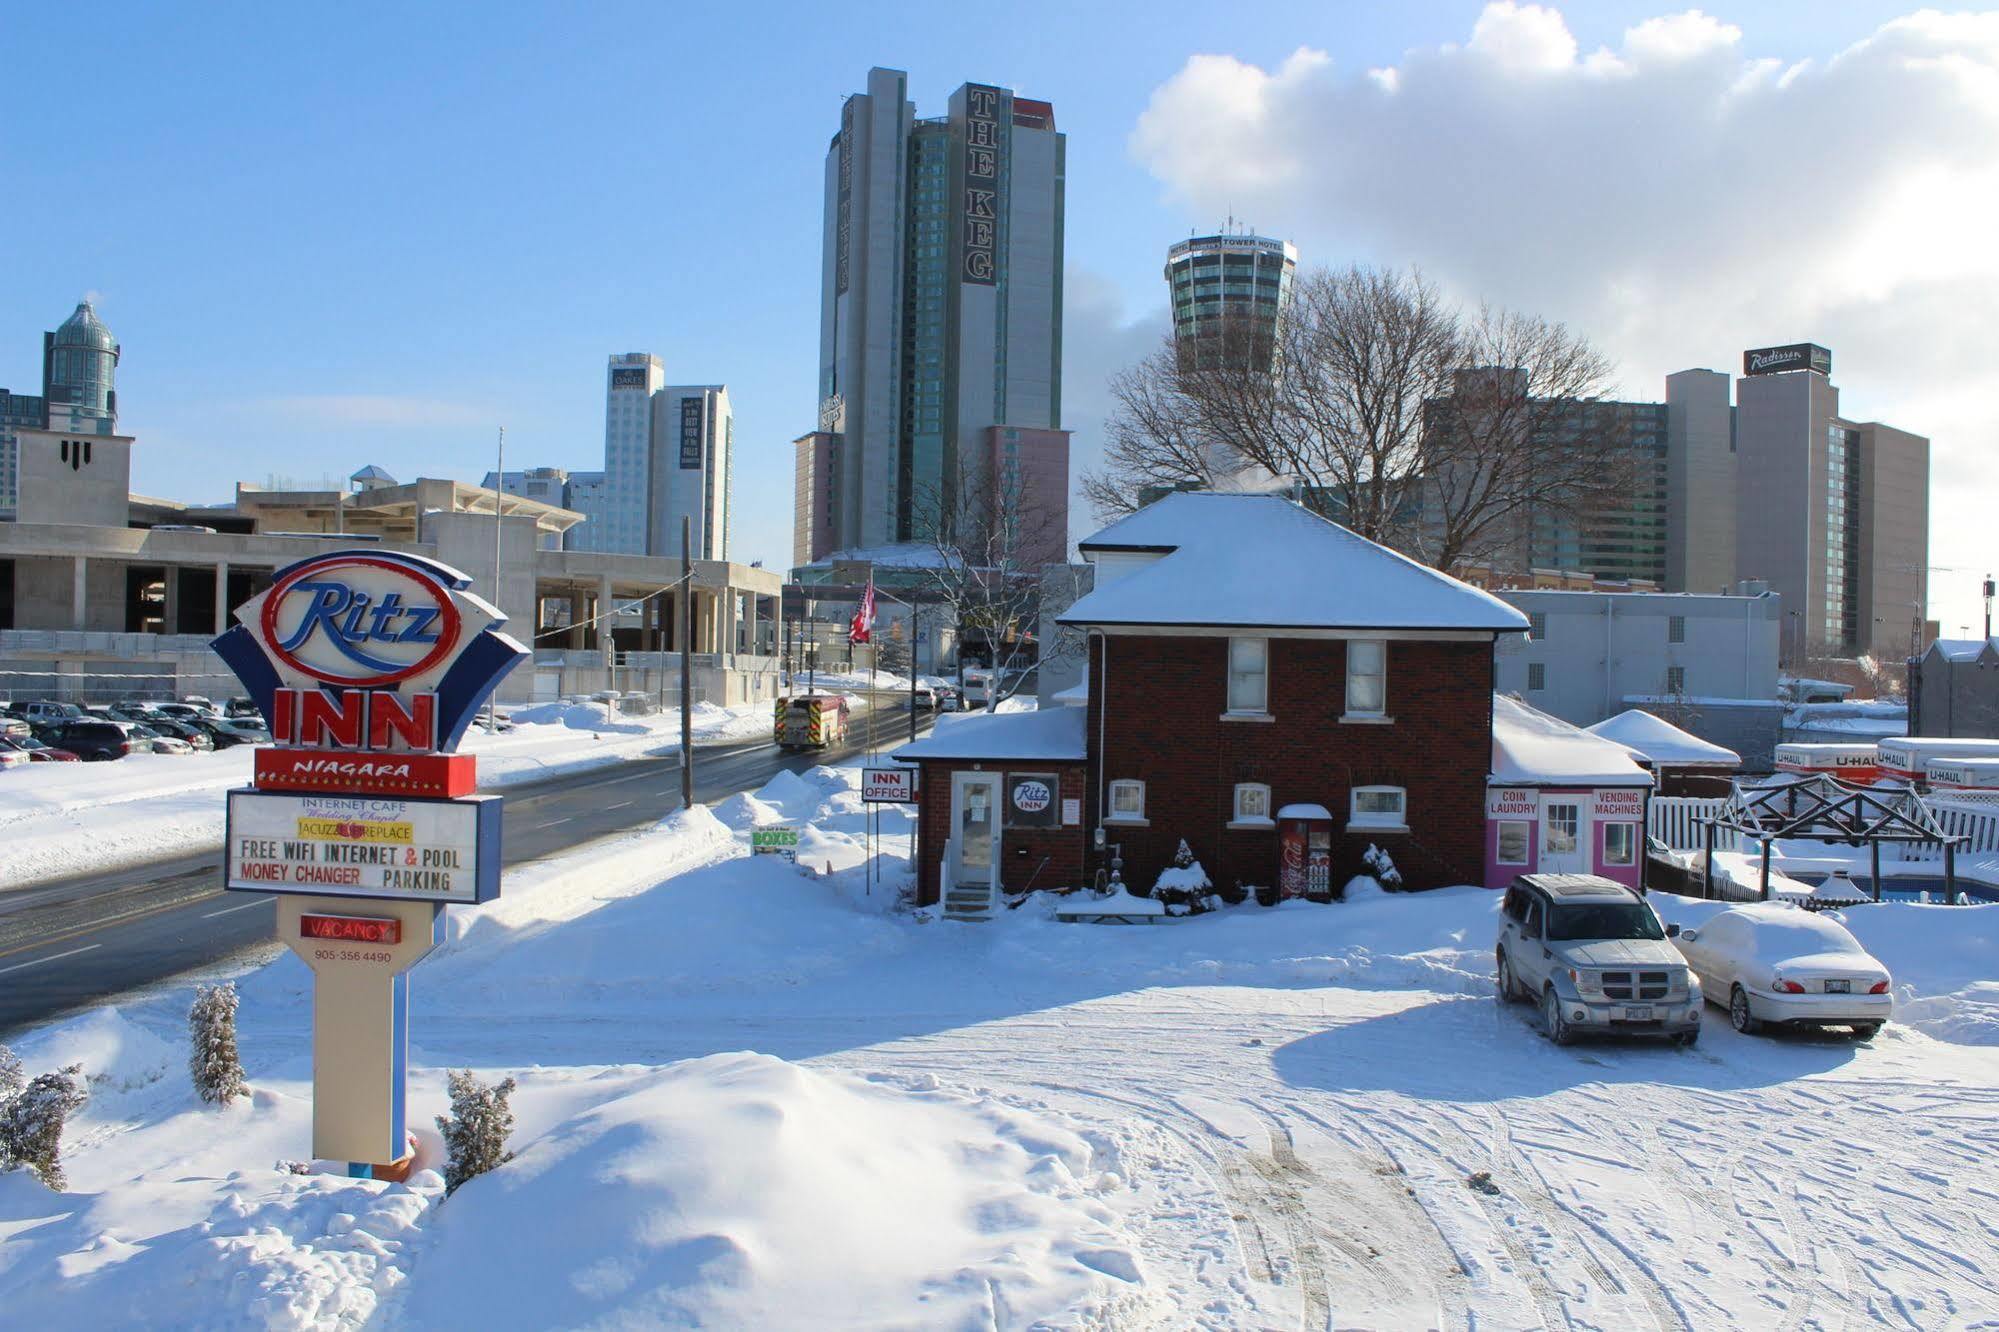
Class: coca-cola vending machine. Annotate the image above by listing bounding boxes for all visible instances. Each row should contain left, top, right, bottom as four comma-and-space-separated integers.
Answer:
1277, 805, 1334, 901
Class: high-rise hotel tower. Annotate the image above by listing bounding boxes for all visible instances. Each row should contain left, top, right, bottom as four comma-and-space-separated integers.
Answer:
798, 67, 1067, 563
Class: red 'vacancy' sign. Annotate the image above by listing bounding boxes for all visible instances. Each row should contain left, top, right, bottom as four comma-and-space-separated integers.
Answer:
300, 913, 403, 945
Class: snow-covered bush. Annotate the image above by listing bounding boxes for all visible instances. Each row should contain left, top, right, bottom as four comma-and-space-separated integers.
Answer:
1153, 839, 1215, 915
189, 982, 246, 1107
437, 1069, 518, 1196
0, 1063, 88, 1190
0, 1045, 21, 1102
1362, 844, 1403, 892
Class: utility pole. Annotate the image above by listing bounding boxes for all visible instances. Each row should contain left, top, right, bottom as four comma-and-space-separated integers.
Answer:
680, 515, 693, 812
488, 426, 504, 734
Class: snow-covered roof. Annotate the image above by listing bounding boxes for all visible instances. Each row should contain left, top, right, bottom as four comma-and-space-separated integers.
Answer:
1061, 493, 1528, 633
1492, 695, 1654, 788
1929, 637, 1999, 663
891, 706, 1087, 763
1586, 710, 1741, 769
801, 541, 956, 571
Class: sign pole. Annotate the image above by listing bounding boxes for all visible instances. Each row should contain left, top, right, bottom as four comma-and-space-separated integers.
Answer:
681, 515, 694, 812
210, 547, 523, 1176
488, 426, 504, 735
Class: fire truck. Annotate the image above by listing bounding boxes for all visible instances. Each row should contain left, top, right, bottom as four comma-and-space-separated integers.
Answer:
773, 694, 850, 751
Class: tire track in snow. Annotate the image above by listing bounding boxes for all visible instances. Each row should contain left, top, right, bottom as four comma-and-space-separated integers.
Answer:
1484, 1105, 1687, 1331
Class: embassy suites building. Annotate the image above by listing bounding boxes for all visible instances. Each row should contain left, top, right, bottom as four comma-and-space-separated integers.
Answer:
794, 67, 1069, 567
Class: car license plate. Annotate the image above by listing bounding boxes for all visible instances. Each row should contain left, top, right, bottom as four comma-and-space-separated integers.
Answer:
1621, 1005, 1653, 1021
1825, 979, 1851, 994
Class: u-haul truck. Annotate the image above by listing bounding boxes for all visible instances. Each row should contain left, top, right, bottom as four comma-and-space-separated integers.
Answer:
1924, 757, 1999, 792
1773, 743, 1881, 784
1875, 737, 1999, 786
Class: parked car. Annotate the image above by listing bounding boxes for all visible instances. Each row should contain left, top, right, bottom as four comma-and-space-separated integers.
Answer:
0, 744, 28, 770
19, 701, 84, 725
37, 718, 141, 761
1496, 874, 1704, 1046
225, 697, 262, 719
109, 707, 214, 751
1672, 902, 1892, 1039
0, 732, 79, 761
124, 721, 193, 755
155, 701, 222, 722
199, 716, 271, 748
937, 690, 962, 713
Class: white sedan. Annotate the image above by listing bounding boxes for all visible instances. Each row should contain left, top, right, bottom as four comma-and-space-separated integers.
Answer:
1673, 902, 1892, 1039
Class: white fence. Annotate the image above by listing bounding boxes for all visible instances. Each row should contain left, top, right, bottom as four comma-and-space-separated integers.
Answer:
1650, 791, 1999, 872
1648, 797, 1735, 852
1901, 797, 1999, 864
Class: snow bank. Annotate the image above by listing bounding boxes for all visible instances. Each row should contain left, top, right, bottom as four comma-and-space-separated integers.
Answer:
399, 1053, 1144, 1329
0, 1159, 439, 1328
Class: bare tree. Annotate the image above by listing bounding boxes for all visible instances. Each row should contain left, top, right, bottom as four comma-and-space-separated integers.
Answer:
1411, 306, 1632, 570
912, 473, 1069, 706
1083, 265, 1629, 572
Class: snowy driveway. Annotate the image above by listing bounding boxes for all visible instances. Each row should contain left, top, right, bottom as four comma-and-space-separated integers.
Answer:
7, 765, 1999, 1328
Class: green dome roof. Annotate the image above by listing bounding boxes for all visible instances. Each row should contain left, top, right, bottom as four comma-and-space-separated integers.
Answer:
54, 300, 118, 354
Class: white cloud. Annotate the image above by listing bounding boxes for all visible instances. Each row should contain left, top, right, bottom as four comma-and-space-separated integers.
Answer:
1130, 4, 1999, 627
1468, 2, 1579, 74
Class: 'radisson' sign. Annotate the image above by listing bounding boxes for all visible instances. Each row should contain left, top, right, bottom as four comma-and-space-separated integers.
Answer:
1743, 343, 1831, 377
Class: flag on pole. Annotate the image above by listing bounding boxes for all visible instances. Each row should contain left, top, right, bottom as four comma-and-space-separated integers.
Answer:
849, 573, 876, 644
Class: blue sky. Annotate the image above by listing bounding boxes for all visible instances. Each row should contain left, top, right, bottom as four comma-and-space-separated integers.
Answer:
1, 1, 1937, 577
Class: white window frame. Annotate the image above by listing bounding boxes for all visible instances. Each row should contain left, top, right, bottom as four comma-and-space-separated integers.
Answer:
1106, 779, 1147, 825
1495, 819, 1531, 865
1230, 782, 1274, 829
1225, 636, 1270, 718
1348, 784, 1408, 833
1527, 611, 1547, 640
1668, 615, 1686, 644
1666, 665, 1687, 694
1343, 639, 1389, 722
1603, 821, 1637, 867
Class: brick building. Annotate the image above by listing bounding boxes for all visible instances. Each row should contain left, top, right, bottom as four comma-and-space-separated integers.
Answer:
895, 494, 1530, 916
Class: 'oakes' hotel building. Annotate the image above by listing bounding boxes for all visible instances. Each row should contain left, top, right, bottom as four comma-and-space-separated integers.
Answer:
896, 493, 1544, 916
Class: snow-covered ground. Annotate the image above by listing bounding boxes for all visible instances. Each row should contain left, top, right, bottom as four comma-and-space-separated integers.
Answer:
0, 701, 769, 889
4, 763, 1999, 1327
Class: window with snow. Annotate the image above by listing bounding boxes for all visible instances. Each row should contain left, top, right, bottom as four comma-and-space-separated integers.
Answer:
1603, 822, 1637, 866
1227, 637, 1268, 714
1496, 821, 1530, 865
1345, 640, 1386, 717
1107, 779, 1146, 822
1349, 785, 1407, 830
1232, 783, 1272, 825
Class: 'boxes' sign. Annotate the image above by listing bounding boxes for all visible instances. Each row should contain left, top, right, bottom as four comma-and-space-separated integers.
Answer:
1743, 343, 1831, 377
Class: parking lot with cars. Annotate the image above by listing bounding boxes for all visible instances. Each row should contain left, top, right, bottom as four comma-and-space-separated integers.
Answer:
0, 697, 270, 764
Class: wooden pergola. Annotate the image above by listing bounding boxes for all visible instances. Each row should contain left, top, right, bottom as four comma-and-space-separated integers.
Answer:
1698, 773, 1963, 902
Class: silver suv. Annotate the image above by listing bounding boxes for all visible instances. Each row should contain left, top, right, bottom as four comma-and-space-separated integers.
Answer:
1496, 874, 1703, 1046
